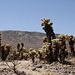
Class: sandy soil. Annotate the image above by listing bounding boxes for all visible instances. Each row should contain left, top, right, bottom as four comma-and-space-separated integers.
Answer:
0, 57, 75, 75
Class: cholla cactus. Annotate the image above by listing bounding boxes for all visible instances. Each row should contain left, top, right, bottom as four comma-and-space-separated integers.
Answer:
40, 18, 56, 43
0, 44, 11, 61
17, 43, 20, 51
65, 49, 70, 58
29, 48, 33, 51
58, 34, 67, 62
21, 42, 24, 48
1, 45, 5, 60
67, 35, 75, 55
13, 49, 20, 60
29, 49, 38, 63
38, 42, 51, 63
51, 39, 60, 61
5, 44, 11, 55
42, 37, 47, 43
22, 47, 28, 53
23, 53, 28, 60
20, 42, 24, 51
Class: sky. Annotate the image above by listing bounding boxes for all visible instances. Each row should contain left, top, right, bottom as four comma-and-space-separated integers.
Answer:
0, 0, 75, 35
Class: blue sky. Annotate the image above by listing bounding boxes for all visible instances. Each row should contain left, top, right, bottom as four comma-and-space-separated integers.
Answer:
0, 0, 75, 35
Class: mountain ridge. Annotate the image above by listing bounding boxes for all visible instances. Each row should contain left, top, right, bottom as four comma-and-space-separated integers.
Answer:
0, 31, 59, 49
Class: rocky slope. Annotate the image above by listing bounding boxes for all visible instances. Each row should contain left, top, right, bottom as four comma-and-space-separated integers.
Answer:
0, 30, 59, 49
0, 31, 45, 49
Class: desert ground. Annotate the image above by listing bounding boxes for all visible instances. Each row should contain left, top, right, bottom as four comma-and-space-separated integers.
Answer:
0, 56, 75, 75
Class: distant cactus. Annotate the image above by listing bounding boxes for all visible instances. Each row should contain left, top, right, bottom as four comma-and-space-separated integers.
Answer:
17, 43, 20, 51
21, 42, 24, 48
5, 44, 11, 55
23, 53, 28, 60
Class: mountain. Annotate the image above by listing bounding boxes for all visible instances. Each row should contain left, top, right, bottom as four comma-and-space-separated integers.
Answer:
0, 31, 60, 49
0, 31, 45, 49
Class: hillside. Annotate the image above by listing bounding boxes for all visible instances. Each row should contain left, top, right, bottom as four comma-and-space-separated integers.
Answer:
0, 31, 60, 49
0, 31, 46, 49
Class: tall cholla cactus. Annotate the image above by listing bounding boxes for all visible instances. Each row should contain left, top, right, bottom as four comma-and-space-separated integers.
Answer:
40, 18, 56, 43
58, 34, 67, 62
67, 35, 75, 55
51, 39, 60, 61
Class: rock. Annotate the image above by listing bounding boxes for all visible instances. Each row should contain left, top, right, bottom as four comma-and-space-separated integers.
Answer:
45, 69, 50, 72
43, 66, 47, 69
33, 64, 42, 68
18, 71, 26, 75
32, 67, 36, 71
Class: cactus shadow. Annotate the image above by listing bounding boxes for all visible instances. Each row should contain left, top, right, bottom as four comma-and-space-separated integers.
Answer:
62, 61, 73, 65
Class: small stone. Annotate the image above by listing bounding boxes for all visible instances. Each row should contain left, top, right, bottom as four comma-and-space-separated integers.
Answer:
19, 71, 26, 75
32, 68, 36, 71
33, 64, 42, 68
43, 66, 47, 69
